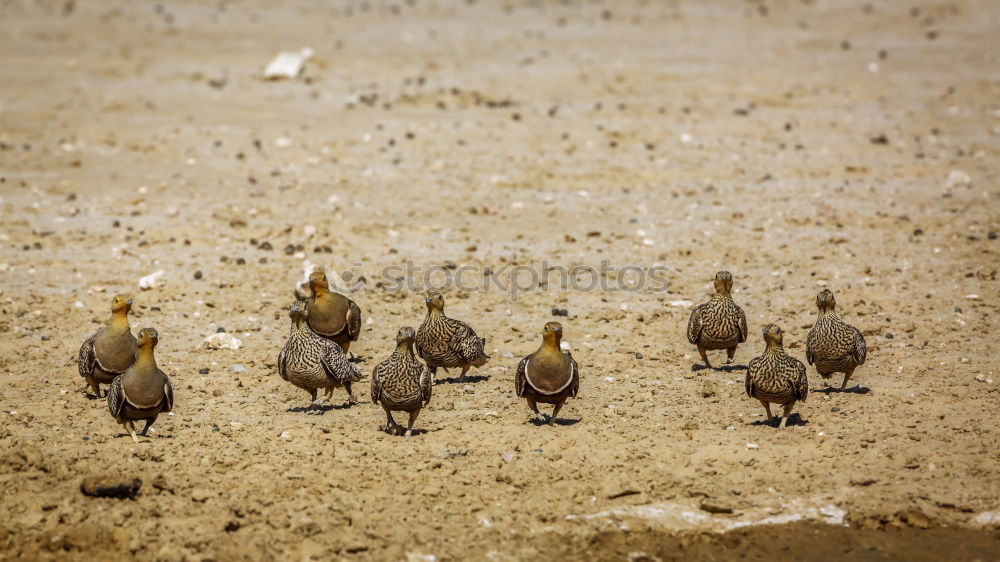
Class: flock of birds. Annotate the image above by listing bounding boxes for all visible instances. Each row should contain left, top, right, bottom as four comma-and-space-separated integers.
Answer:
77, 269, 867, 442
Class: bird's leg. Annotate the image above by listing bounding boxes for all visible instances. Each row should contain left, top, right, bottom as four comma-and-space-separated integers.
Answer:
307, 388, 320, 413
526, 398, 546, 423
840, 368, 855, 391
344, 382, 358, 406
405, 410, 420, 437
340, 341, 351, 355
125, 421, 139, 444
726, 346, 737, 364
323, 387, 334, 400
87, 377, 101, 397
759, 400, 774, 426
140, 416, 157, 437
778, 402, 795, 429
459, 365, 469, 382
383, 408, 398, 434
550, 400, 565, 426
697, 346, 712, 369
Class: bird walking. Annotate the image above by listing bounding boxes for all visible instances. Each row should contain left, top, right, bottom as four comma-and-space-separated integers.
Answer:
79, 294, 137, 397
415, 292, 489, 382
687, 271, 748, 369
745, 324, 808, 429
514, 322, 580, 425
305, 269, 362, 355
371, 327, 432, 437
278, 301, 362, 411
107, 328, 174, 443
806, 289, 867, 390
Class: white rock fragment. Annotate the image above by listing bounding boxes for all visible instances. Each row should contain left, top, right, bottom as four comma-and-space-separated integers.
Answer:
303, 224, 317, 238
263, 47, 313, 80
231, 364, 247, 373
204, 332, 243, 350
74, 301, 84, 308
667, 300, 693, 308
746, 443, 759, 449
138, 270, 165, 290
945, 169, 971, 189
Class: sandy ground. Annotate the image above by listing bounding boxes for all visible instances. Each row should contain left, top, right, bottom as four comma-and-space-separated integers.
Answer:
1, 0, 999, 559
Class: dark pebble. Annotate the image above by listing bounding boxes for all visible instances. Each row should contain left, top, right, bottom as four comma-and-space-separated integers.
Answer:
194, 270, 203, 279
259, 241, 273, 250
551, 308, 569, 317
259, 257, 268, 264
212, 426, 220, 433
832, 407, 841, 412
989, 231, 997, 240
885, 333, 894, 339
634, 352, 643, 359
41, 335, 50, 341
913, 228, 924, 236
236, 258, 246, 265
284, 244, 296, 255
216, 327, 226, 332
220, 256, 228, 262
199, 368, 210, 374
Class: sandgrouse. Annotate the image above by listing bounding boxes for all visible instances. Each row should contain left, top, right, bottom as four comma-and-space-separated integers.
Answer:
806, 289, 867, 390
687, 271, 748, 368
107, 328, 174, 443
370, 327, 433, 437
514, 322, 580, 425
415, 291, 489, 381
79, 294, 137, 397
745, 324, 808, 429
305, 270, 362, 355
278, 300, 362, 410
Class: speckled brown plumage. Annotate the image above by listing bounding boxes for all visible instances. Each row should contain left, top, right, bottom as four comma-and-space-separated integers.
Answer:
415, 292, 489, 381
371, 327, 432, 437
305, 270, 362, 355
687, 271, 748, 368
278, 301, 363, 411
107, 328, 173, 443
745, 324, 808, 429
514, 322, 579, 425
79, 294, 137, 398
806, 289, 867, 390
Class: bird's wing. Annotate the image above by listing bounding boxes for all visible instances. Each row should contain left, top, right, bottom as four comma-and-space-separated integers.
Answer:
852, 327, 867, 365
370, 365, 382, 405
277, 346, 289, 381
346, 300, 362, 342
162, 373, 174, 412
805, 329, 815, 365
321, 341, 362, 383
107, 376, 126, 422
736, 305, 748, 343
78, 335, 96, 378
568, 353, 580, 398
448, 321, 484, 362
419, 365, 433, 406
745, 357, 759, 397
514, 357, 529, 397
686, 306, 703, 344
795, 359, 808, 402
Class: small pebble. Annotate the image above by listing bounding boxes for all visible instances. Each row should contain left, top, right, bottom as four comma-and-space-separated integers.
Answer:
199, 368, 210, 375
194, 270, 203, 280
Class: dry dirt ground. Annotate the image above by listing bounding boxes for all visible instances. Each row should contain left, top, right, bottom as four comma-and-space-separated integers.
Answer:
1, 0, 999, 560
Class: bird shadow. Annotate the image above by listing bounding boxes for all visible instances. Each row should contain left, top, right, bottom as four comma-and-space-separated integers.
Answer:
529, 417, 581, 427
381, 427, 432, 437
749, 413, 808, 428
435, 374, 491, 385
286, 402, 359, 415
817, 385, 870, 395
691, 363, 747, 373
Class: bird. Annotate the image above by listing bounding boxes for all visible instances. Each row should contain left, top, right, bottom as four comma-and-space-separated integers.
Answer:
78, 294, 137, 398
806, 289, 867, 390
415, 291, 489, 382
305, 269, 362, 355
277, 300, 362, 411
107, 328, 174, 443
370, 327, 432, 437
514, 322, 579, 425
687, 271, 748, 369
745, 324, 808, 429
